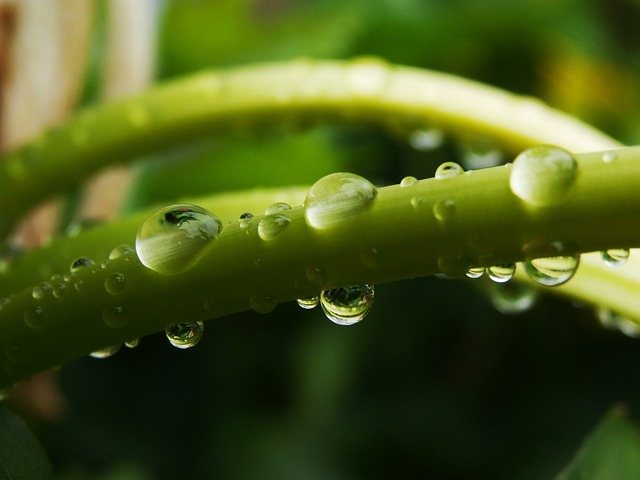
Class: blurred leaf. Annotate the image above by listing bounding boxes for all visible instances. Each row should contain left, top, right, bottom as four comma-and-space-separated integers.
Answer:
556, 406, 640, 480
0, 406, 54, 480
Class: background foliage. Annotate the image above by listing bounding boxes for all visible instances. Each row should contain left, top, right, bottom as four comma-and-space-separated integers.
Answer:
6, 0, 640, 479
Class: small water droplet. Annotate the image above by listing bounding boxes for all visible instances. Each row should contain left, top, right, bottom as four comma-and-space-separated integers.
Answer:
74, 280, 85, 291
601, 249, 629, 267
305, 266, 327, 286
90, 344, 121, 359
166, 321, 204, 349
52, 283, 66, 298
400, 176, 418, 187
104, 273, 127, 295
239, 212, 254, 219
360, 247, 383, 268
485, 281, 539, 315
597, 308, 640, 338
320, 285, 374, 325
124, 338, 140, 348
408, 128, 444, 151
109, 245, 136, 260
250, 296, 277, 314
410, 196, 423, 208
435, 162, 464, 179
297, 296, 319, 310
510, 145, 578, 207
24, 306, 44, 329
523, 255, 579, 286
239, 212, 254, 229
102, 306, 129, 328
432, 199, 457, 222
258, 214, 291, 240
457, 141, 504, 169
486, 264, 516, 283
602, 152, 617, 163
264, 202, 291, 215
70, 257, 94, 273
32, 282, 52, 300
136, 204, 223, 275
466, 267, 484, 279
304, 173, 377, 229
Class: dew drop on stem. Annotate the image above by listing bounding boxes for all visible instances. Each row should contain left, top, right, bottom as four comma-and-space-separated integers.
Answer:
104, 273, 127, 295
465, 267, 484, 279
523, 255, 579, 287
90, 344, 121, 359
601, 249, 630, 267
166, 321, 204, 349
435, 162, 464, 179
296, 296, 319, 310
486, 264, 516, 283
320, 284, 375, 325
70, 257, 94, 273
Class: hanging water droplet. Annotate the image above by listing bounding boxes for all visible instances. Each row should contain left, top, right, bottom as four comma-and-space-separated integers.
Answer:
435, 162, 464, 179
486, 264, 516, 283
465, 267, 484, 279
400, 176, 418, 187
602, 152, 617, 163
264, 202, 291, 215
601, 249, 629, 267
523, 255, 579, 286
320, 284, 374, 326
297, 296, 319, 310
24, 306, 44, 329
258, 214, 291, 240
485, 281, 539, 315
432, 199, 456, 222
166, 321, 204, 349
304, 173, 377, 229
90, 344, 121, 359
104, 273, 127, 295
509, 145, 578, 207
597, 308, 640, 338
250, 296, 277, 314
124, 338, 140, 348
408, 128, 444, 151
102, 306, 129, 328
32, 282, 52, 300
109, 245, 136, 261
135, 204, 223, 275
70, 257, 94, 273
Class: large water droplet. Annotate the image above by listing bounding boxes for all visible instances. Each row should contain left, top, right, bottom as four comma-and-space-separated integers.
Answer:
104, 273, 127, 295
304, 173, 377, 229
239, 212, 254, 230
166, 321, 204, 349
523, 255, 579, 286
435, 162, 464, 179
24, 306, 44, 329
258, 214, 291, 240
320, 284, 374, 325
90, 345, 121, 359
485, 281, 539, 315
297, 296, 319, 310
601, 249, 629, 267
52, 283, 66, 298
102, 306, 129, 328
486, 264, 516, 283
136, 204, 223, 275
509, 145, 578, 207
70, 257, 94, 273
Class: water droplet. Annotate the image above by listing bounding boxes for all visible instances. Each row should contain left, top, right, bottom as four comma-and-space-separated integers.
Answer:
360, 247, 383, 268
601, 249, 629, 267
509, 145, 578, 207
400, 176, 418, 187
102, 306, 129, 328
258, 214, 291, 240
435, 162, 464, 179
104, 273, 127, 295
239, 212, 254, 229
432, 199, 456, 222
24, 306, 44, 329
305, 266, 327, 286
602, 152, 617, 163
457, 141, 504, 169
90, 344, 121, 359
485, 281, 539, 315
304, 173, 377, 229
264, 202, 291, 215
136, 204, 223, 275
486, 264, 516, 283
166, 321, 204, 349
124, 338, 140, 348
297, 296, 319, 310
320, 284, 374, 325
70, 257, 94, 273
239, 212, 254, 219
109, 245, 136, 261
465, 267, 484, 279
52, 283, 66, 298
408, 128, 444, 151
597, 308, 640, 338
410, 196, 423, 208
250, 296, 277, 314
32, 282, 52, 300
523, 255, 579, 286
74, 280, 85, 291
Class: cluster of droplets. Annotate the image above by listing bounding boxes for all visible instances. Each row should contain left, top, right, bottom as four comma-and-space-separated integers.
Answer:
296, 284, 375, 326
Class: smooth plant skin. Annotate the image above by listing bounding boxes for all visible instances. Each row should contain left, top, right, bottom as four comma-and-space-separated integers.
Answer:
0, 59, 637, 390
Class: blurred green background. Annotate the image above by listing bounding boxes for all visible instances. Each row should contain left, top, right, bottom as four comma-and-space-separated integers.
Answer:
14, 0, 640, 478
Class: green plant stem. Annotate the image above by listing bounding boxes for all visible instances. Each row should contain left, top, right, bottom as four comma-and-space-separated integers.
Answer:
1, 144, 640, 389
0, 58, 620, 239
